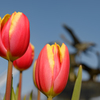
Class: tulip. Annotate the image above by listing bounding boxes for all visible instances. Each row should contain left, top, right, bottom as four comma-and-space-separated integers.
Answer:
33, 43, 70, 99
0, 12, 30, 61
0, 12, 30, 100
13, 43, 34, 71
13, 43, 34, 100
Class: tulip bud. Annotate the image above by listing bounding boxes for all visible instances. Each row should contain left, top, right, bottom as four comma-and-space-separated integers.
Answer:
13, 43, 34, 71
0, 12, 30, 61
33, 43, 70, 98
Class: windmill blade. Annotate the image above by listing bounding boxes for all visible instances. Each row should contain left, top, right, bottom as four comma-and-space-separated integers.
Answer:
63, 24, 80, 44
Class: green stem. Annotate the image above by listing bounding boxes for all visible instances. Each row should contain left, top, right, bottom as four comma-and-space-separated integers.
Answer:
47, 96, 52, 100
37, 90, 40, 100
18, 71, 22, 100
5, 60, 13, 100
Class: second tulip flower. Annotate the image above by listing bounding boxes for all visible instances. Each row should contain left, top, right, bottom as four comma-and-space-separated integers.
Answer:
33, 43, 70, 98
13, 43, 34, 71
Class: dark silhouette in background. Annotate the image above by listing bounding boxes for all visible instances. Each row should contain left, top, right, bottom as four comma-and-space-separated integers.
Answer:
58, 24, 100, 100
61, 24, 96, 55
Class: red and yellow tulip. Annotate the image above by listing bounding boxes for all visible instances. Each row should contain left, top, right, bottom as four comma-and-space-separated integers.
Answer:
0, 12, 30, 61
13, 43, 34, 71
33, 43, 70, 98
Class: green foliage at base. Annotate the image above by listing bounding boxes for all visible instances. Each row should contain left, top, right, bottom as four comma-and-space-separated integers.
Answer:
3, 79, 33, 100
71, 65, 82, 100
3, 66, 82, 100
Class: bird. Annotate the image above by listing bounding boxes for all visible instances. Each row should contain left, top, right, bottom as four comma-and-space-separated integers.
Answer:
60, 24, 96, 55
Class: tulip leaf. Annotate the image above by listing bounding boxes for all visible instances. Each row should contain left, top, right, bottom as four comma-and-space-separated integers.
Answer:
29, 90, 33, 100
11, 77, 16, 100
11, 87, 16, 100
3, 88, 16, 100
15, 84, 19, 100
23, 95, 26, 100
3, 77, 16, 100
3, 94, 5, 100
71, 65, 82, 100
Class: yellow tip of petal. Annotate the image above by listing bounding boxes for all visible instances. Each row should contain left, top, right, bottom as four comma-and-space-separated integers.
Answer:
9, 12, 22, 36
30, 43, 35, 51
60, 43, 66, 62
30, 43, 35, 60
0, 17, 1, 28
47, 44, 55, 72
1, 14, 11, 30
33, 60, 37, 87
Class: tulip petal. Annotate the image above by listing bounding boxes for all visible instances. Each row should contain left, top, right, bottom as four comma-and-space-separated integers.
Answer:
0, 38, 7, 58
1, 14, 11, 30
54, 43, 70, 93
33, 60, 37, 87
35, 59, 40, 89
0, 17, 7, 58
1, 14, 11, 52
13, 43, 34, 71
52, 43, 61, 81
35, 44, 53, 93
1, 14, 11, 54
9, 12, 30, 58
1, 15, 12, 51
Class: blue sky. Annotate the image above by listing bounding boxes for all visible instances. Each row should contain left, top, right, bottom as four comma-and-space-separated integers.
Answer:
0, 0, 100, 99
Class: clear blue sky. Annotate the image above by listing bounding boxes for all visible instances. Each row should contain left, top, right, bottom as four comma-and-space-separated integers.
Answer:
0, 0, 100, 98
